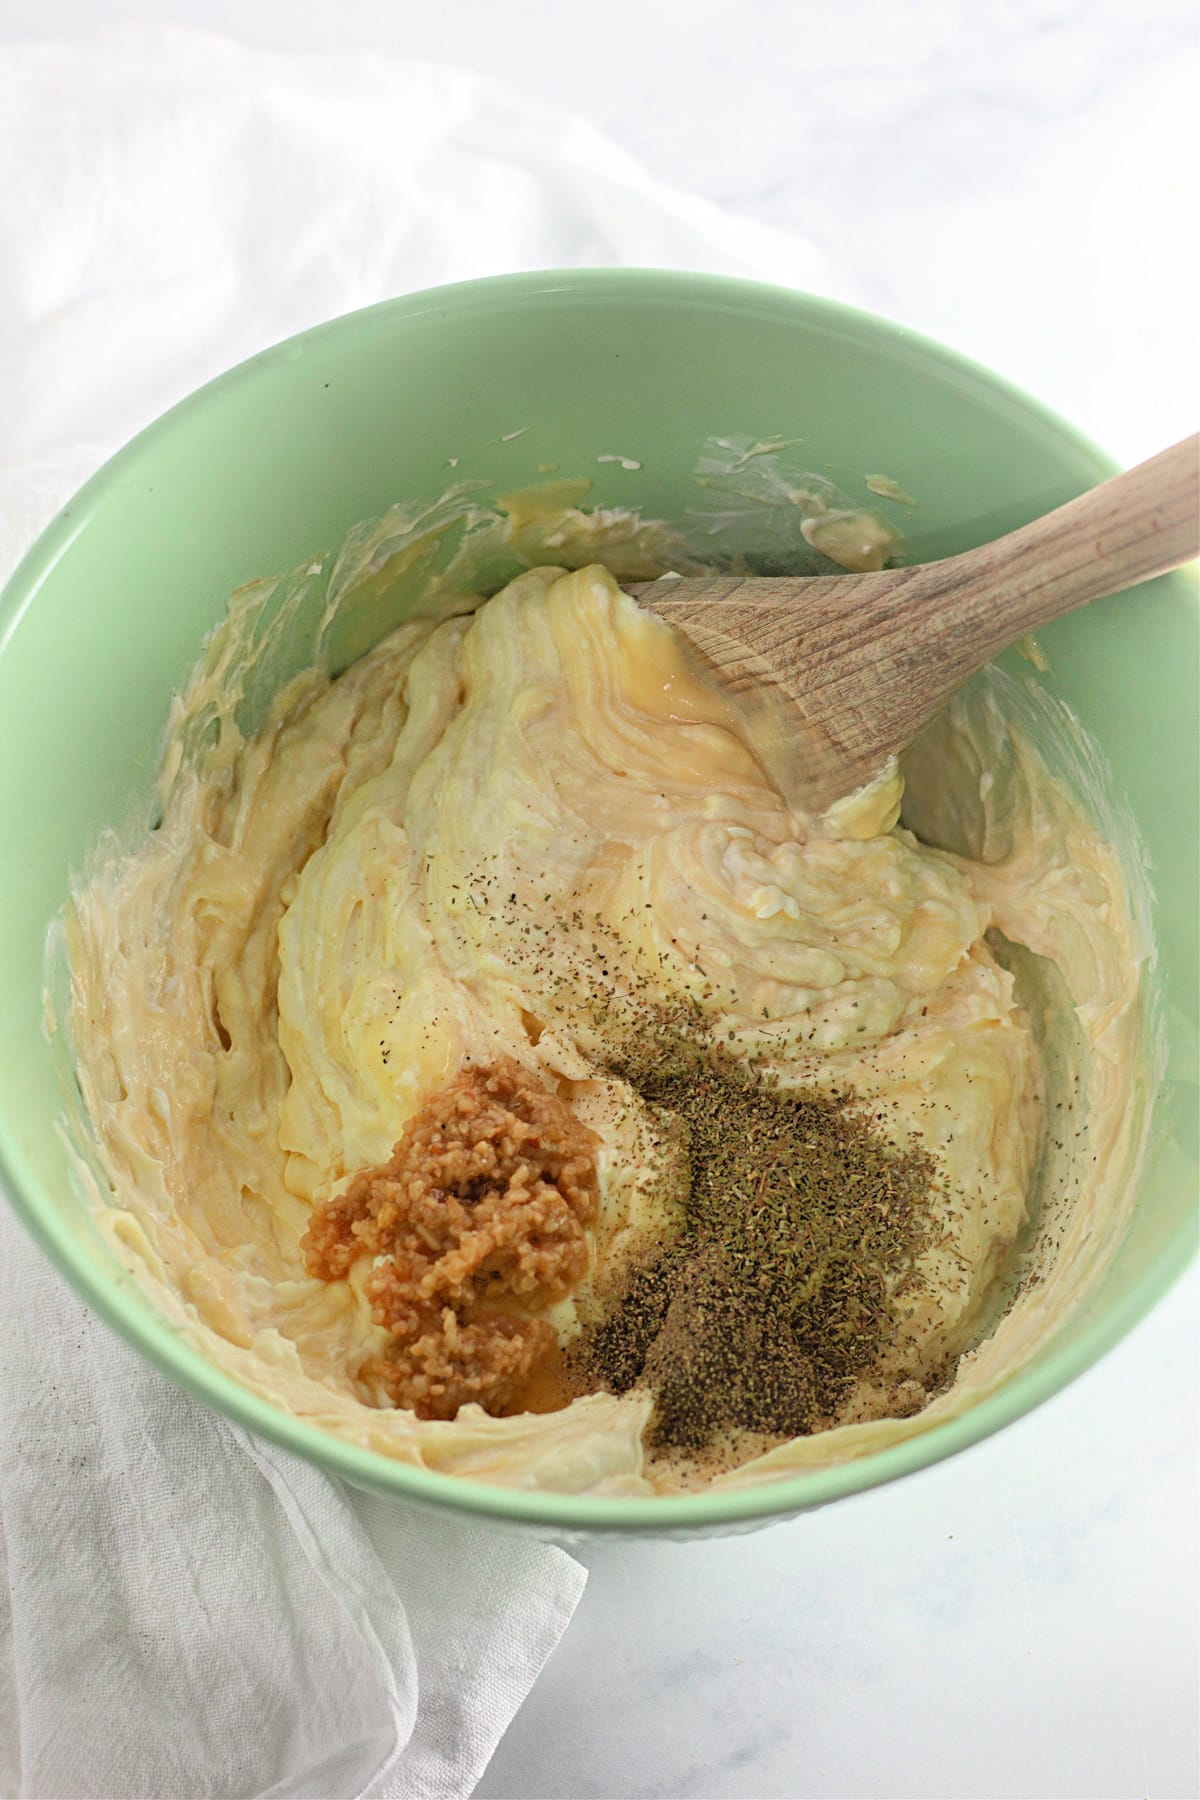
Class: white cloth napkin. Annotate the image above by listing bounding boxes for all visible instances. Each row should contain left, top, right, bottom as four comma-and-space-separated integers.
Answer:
0, 26, 821, 1800
0, 1234, 584, 1800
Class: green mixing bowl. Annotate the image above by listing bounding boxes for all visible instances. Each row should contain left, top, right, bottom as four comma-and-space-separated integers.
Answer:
0, 270, 1195, 1537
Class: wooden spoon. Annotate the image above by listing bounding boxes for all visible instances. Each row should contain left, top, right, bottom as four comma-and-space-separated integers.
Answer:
628, 434, 1199, 810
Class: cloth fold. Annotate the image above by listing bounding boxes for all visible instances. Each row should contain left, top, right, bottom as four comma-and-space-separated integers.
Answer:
0, 1220, 585, 1799
0, 24, 818, 1799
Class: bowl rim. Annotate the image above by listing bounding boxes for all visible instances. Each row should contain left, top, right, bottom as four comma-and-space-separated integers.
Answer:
1, 265, 1195, 1533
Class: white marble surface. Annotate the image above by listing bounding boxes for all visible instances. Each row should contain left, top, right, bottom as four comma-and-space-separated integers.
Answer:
3, 0, 1197, 471
481, 1272, 1198, 1800
1, 4, 1195, 1796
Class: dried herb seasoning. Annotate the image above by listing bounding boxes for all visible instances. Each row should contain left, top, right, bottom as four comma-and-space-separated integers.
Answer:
569, 1025, 943, 1451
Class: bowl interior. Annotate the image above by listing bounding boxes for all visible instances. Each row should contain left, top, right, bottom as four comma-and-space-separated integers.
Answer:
0, 270, 1195, 1535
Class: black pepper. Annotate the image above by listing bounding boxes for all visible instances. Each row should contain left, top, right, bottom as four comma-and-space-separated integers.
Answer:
567, 1020, 945, 1452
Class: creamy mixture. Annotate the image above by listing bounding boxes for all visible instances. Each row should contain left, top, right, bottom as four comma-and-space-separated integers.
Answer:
52, 474, 1154, 1496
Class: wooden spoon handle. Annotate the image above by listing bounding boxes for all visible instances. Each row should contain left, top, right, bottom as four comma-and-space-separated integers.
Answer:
630, 435, 1197, 807
933, 431, 1199, 664
633, 434, 1199, 714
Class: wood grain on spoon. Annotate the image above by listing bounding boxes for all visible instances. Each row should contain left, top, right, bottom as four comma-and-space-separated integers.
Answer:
628, 434, 1199, 810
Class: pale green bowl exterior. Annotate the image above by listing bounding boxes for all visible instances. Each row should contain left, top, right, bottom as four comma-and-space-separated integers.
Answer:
0, 271, 1195, 1537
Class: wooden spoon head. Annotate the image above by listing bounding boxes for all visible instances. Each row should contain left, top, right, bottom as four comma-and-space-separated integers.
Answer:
632, 434, 1200, 812
627, 574, 910, 814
